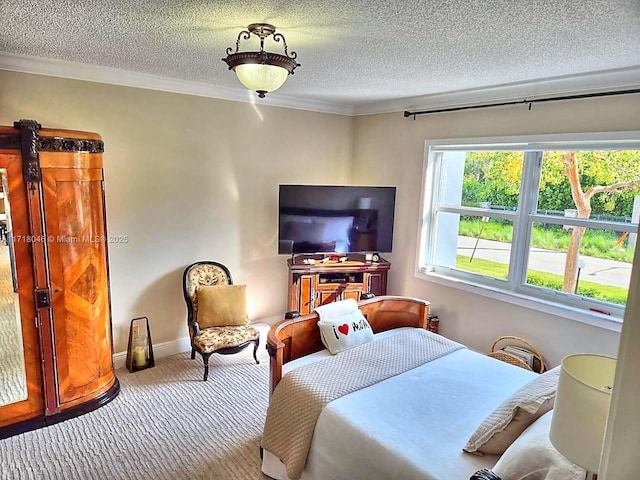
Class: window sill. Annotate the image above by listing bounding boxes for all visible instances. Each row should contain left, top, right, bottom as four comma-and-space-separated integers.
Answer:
415, 269, 623, 333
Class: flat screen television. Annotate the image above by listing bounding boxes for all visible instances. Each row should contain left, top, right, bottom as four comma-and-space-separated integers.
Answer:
278, 184, 396, 255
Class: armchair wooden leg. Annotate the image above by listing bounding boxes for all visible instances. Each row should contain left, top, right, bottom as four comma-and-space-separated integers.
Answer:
202, 352, 213, 381
190, 348, 196, 360
253, 339, 260, 364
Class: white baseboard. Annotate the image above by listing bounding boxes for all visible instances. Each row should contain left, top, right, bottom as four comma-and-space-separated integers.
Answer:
256, 314, 287, 326
113, 336, 191, 370
112, 323, 272, 370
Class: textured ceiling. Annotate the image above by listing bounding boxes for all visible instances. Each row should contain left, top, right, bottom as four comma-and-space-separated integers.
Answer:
1, 0, 639, 111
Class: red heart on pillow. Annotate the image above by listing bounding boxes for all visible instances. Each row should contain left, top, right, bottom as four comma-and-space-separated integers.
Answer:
338, 323, 349, 335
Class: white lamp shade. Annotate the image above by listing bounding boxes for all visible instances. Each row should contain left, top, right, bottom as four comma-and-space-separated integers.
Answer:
234, 64, 289, 93
549, 354, 616, 473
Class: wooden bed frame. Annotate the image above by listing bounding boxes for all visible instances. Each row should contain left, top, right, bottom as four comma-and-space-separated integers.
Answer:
266, 295, 430, 394
264, 295, 508, 480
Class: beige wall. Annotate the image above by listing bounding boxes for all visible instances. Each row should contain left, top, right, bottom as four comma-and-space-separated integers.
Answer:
600, 240, 640, 478
0, 67, 636, 365
352, 95, 640, 367
352, 99, 640, 477
0, 70, 354, 352
2, 67, 638, 477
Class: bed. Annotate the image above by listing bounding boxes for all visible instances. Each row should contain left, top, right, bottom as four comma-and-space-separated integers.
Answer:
261, 296, 580, 480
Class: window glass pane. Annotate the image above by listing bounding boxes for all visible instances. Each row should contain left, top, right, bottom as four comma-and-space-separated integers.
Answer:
526, 222, 633, 306
424, 140, 640, 319
452, 215, 514, 280
538, 150, 640, 221
440, 151, 524, 210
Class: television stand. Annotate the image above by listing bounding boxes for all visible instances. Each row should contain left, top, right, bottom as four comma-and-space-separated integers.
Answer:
287, 253, 390, 315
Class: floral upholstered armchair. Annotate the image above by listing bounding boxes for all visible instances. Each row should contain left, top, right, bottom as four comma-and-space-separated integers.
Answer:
182, 261, 260, 381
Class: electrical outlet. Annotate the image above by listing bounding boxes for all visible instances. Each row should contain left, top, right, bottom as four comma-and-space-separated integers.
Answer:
132, 325, 140, 338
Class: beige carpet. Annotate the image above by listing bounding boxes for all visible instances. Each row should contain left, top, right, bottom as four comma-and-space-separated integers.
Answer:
0, 345, 271, 480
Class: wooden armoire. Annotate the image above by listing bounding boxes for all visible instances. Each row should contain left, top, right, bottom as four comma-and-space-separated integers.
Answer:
0, 120, 118, 439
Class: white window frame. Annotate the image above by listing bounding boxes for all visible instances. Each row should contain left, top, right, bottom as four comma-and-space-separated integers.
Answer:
416, 132, 640, 332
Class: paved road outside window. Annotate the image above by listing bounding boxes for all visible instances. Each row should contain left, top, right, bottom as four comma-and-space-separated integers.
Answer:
457, 236, 632, 289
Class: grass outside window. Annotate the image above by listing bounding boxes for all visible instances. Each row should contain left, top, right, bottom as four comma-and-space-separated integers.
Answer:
458, 219, 634, 263
455, 255, 627, 305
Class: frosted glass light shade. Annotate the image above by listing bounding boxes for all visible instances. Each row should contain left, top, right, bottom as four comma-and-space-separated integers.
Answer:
234, 64, 289, 94
549, 354, 616, 473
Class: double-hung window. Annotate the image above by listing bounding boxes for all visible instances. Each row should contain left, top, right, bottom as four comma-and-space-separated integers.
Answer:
418, 133, 640, 324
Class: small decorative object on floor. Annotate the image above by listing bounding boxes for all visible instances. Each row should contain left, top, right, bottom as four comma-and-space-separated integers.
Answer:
427, 314, 439, 334
126, 317, 155, 372
487, 335, 546, 373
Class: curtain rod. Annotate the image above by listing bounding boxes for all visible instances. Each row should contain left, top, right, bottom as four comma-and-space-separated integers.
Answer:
403, 88, 640, 119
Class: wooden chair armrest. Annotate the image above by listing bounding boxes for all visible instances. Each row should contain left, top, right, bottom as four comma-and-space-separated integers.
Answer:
192, 321, 201, 337
470, 468, 502, 480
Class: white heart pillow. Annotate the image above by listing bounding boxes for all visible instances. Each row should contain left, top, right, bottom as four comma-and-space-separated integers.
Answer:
317, 309, 374, 354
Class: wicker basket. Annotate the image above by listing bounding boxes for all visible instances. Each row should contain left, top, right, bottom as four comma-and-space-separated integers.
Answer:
487, 336, 547, 373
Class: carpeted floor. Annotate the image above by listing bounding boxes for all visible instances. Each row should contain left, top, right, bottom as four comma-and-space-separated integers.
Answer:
0, 344, 272, 480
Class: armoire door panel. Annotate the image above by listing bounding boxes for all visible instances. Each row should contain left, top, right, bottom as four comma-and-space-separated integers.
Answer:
0, 153, 44, 426
0, 124, 118, 439
41, 164, 113, 405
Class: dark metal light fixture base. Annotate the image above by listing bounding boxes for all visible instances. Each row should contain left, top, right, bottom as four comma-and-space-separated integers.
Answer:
247, 23, 276, 37
222, 23, 300, 97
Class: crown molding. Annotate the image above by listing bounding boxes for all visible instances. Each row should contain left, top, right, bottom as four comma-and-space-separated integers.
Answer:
1, 52, 638, 118
0, 52, 354, 116
354, 66, 640, 116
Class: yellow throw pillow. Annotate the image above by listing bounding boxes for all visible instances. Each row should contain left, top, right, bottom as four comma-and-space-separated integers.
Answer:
196, 285, 249, 328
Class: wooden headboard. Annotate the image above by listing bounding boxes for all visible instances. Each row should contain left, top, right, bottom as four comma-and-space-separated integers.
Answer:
266, 296, 430, 394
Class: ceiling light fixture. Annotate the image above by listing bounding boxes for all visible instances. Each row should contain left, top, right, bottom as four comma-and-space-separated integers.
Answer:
222, 23, 300, 98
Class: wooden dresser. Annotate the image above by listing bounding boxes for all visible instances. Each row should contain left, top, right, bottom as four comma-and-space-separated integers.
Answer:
0, 120, 118, 438
287, 254, 390, 314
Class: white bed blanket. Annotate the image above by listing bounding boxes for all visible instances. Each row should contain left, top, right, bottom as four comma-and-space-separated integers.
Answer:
263, 336, 537, 480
